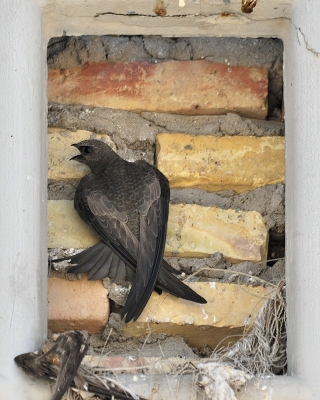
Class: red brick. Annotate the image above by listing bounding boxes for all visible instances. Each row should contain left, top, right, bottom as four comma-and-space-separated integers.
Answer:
48, 277, 110, 333
48, 60, 268, 119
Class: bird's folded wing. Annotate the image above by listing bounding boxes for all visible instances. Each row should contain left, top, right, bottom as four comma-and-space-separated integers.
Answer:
75, 175, 140, 264
49, 332, 88, 400
122, 163, 170, 321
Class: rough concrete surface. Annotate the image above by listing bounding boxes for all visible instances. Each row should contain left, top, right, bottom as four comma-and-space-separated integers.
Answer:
89, 313, 198, 358
48, 104, 284, 139
142, 111, 284, 136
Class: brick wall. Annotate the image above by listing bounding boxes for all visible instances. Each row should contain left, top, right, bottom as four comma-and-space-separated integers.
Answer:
47, 36, 284, 351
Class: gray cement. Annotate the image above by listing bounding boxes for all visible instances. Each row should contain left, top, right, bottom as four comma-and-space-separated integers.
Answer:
48, 104, 284, 166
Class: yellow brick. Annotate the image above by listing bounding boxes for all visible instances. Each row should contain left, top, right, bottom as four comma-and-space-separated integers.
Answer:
48, 201, 268, 263
156, 133, 285, 193
48, 200, 98, 248
48, 277, 110, 333
48, 60, 268, 119
48, 128, 116, 180
124, 282, 271, 349
165, 204, 268, 263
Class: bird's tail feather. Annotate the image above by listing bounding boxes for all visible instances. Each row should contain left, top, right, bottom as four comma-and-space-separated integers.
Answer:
158, 261, 207, 304
52, 242, 105, 264
51, 242, 206, 319
53, 242, 128, 282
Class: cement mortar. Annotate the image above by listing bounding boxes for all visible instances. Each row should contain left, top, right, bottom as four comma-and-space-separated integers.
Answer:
93, 313, 198, 357
47, 313, 200, 358
48, 103, 284, 167
49, 249, 284, 288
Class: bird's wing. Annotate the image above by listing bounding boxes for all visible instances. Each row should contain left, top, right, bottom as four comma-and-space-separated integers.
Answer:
122, 162, 170, 322
75, 174, 140, 269
15, 331, 145, 400
52, 331, 88, 400
15, 331, 88, 400
67, 243, 129, 281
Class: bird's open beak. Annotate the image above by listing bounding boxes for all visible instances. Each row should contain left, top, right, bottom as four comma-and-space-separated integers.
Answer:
70, 154, 86, 163
70, 144, 85, 163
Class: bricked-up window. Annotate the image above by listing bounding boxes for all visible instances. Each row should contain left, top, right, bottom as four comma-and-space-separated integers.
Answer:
47, 35, 284, 369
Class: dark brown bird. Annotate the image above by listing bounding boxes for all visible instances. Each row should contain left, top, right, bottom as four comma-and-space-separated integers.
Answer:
54, 140, 206, 322
15, 330, 143, 400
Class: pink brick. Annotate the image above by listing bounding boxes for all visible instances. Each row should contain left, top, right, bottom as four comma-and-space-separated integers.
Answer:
48, 60, 268, 119
48, 277, 110, 333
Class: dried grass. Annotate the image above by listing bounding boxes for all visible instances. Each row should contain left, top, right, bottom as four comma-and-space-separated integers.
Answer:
193, 277, 286, 399
210, 278, 287, 376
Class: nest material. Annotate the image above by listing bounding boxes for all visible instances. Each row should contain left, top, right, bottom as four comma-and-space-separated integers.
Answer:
219, 279, 287, 375
196, 362, 251, 400
194, 279, 287, 399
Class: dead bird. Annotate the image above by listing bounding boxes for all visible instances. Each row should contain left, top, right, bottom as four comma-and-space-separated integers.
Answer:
15, 330, 144, 400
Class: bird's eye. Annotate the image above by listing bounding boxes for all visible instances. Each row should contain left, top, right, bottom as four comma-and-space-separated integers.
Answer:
79, 146, 93, 154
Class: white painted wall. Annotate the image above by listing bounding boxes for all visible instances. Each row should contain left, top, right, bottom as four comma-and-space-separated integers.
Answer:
39, 0, 292, 40
0, 1, 49, 399
285, 0, 320, 394
2, 0, 320, 398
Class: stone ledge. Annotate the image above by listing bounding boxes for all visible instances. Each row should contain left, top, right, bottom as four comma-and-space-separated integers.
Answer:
156, 133, 285, 193
48, 277, 110, 333
124, 282, 271, 349
48, 60, 268, 118
48, 200, 268, 262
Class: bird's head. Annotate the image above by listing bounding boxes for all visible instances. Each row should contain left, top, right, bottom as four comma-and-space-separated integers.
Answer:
71, 139, 116, 174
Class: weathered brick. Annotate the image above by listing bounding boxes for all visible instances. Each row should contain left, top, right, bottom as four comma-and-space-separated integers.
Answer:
124, 282, 271, 349
48, 128, 116, 180
166, 204, 268, 262
48, 277, 110, 333
48, 200, 98, 248
48, 200, 268, 263
48, 60, 268, 119
156, 133, 285, 193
